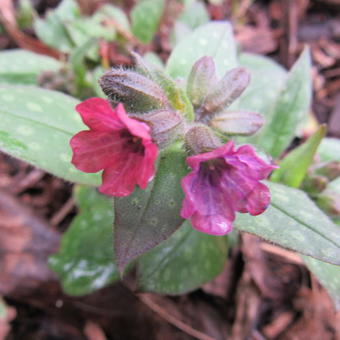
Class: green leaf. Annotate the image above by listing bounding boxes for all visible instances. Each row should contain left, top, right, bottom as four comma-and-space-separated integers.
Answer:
169, 22, 192, 48
178, 1, 210, 29
131, 0, 165, 44
114, 144, 188, 273
256, 47, 312, 158
65, 18, 110, 48
70, 38, 97, 92
34, 0, 81, 53
271, 125, 326, 187
237, 53, 287, 118
94, 4, 131, 33
0, 49, 62, 85
303, 255, 340, 310
143, 52, 164, 68
17, 0, 36, 29
328, 177, 340, 192
53, 0, 81, 20
34, 16, 73, 53
166, 21, 237, 80
318, 138, 340, 162
0, 298, 6, 319
137, 221, 228, 294
0, 85, 100, 186
49, 186, 119, 296
91, 66, 106, 98
235, 182, 340, 265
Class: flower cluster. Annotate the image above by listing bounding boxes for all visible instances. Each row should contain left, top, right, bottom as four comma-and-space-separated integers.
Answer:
70, 55, 276, 235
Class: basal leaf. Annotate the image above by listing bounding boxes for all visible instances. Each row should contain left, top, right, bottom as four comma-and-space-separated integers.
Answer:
257, 47, 312, 158
235, 182, 340, 265
0, 49, 61, 85
178, 0, 209, 29
94, 4, 131, 33
0, 85, 100, 186
49, 186, 118, 295
236, 53, 287, 142
271, 125, 326, 187
303, 255, 340, 310
34, 0, 80, 53
131, 0, 165, 44
137, 221, 228, 294
166, 21, 237, 80
318, 138, 340, 162
70, 38, 97, 92
114, 144, 188, 273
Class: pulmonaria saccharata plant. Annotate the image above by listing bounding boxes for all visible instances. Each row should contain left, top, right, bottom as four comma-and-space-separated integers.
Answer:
70, 54, 275, 236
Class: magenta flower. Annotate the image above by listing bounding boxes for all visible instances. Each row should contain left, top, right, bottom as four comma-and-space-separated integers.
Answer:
181, 141, 276, 235
70, 98, 158, 196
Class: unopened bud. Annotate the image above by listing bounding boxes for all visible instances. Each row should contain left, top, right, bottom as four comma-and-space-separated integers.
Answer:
99, 68, 168, 113
210, 110, 264, 136
317, 190, 340, 216
185, 125, 222, 154
199, 67, 250, 117
187, 56, 217, 109
132, 109, 184, 148
132, 51, 194, 118
314, 161, 340, 181
131, 51, 154, 79
302, 175, 329, 196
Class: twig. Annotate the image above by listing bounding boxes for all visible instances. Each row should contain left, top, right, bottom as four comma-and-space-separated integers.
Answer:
11, 169, 44, 194
137, 294, 216, 340
260, 243, 304, 265
50, 197, 75, 226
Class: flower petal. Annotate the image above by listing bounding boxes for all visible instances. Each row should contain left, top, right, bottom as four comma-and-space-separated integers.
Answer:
181, 167, 235, 235
71, 99, 159, 196
233, 144, 277, 179
115, 103, 152, 140
100, 155, 141, 196
76, 98, 124, 132
181, 140, 274, 235
191, 212, 233, 235
186, 141, 235, 171
245, 182, 271, 215
137, 141, 158, 189
70, 130, 123, 172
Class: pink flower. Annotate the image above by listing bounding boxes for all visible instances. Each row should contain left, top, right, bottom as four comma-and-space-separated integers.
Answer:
181, 141, 276, 235
70, 98, 158, 196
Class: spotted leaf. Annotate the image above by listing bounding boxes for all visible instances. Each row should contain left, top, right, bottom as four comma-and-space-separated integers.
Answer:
0, 85, 100, 185
235, 182, 340, 265
49, 186, 119, 295
114, 143, 188, 273
137, 221, 228, 294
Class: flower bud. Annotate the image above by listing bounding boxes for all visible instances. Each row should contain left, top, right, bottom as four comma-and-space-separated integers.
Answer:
185, 125, 222, 154
317, 190, 340, 216
186, 56, 217, 109
314, 161, 340, 181
132, 109, 184, 148
132, 52, 194, 118
199, 67, 250, 118
302, 175, 329, 196
99, 68, 168, 113
210, 110, 265, 136
131, 51, 154, 79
